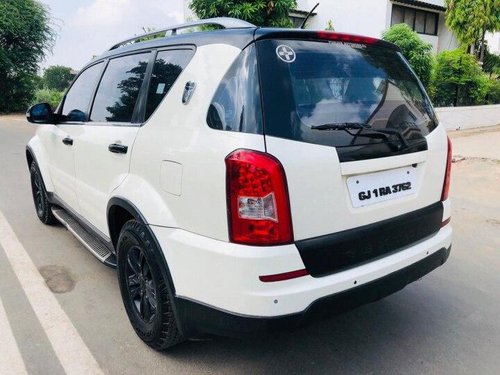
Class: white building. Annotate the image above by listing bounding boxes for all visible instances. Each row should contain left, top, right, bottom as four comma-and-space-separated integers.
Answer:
294, 0, 458, 53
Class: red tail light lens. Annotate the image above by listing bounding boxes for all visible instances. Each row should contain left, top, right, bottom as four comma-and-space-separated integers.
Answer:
225, 150, 293, 246
441, 136, 452, 201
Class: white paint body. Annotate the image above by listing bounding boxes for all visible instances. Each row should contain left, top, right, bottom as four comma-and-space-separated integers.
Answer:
28, 40, 452, 318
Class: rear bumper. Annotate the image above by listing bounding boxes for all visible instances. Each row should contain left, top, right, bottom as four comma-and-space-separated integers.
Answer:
176, 246, 451, 338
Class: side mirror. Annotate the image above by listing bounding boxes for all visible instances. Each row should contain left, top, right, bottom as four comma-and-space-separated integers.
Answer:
26, 103, 55, 124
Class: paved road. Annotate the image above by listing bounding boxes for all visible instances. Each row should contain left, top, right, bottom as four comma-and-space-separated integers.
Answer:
0, 116, 499, 374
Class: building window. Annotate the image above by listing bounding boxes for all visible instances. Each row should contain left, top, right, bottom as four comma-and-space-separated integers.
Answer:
391, 5, 438, 36
290, 15, 306, 28
289, 10, 316, 29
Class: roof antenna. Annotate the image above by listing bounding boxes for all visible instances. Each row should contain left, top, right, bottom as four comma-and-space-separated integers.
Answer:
299, 2, 319, 29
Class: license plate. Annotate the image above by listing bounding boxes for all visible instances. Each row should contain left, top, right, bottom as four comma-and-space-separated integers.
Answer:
347, 166, 418, 208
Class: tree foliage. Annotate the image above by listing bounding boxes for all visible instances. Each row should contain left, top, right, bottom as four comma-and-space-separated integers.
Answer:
0, 0, 55, 112
483, 48, 500, 76
432, 49, 490, 106
43, 65, 73, 91
34, 88, 64, 109
445, 0, 500, 60
382, 24, 433, 87
189, 0, 297, 27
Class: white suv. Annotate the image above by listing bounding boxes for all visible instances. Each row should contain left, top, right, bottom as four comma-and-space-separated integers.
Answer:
26, 18, 452, 350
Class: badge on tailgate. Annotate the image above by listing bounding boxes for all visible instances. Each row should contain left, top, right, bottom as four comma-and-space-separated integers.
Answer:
347, 166, 418, 208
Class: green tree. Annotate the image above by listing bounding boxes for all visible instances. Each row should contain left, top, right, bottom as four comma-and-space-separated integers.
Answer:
445, 0, 500, 62
0, 0, 55, 113
432, 49, 489, 106
483, 47, 500, 77
382, 24, 433, 88
43, 65, 73, 91
189, 0, 297, 27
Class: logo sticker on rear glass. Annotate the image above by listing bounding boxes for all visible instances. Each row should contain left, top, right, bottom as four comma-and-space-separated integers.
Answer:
276, 45, 296, 63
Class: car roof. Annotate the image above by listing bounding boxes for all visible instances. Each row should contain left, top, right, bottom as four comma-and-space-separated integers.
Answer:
82, 18, 400, 71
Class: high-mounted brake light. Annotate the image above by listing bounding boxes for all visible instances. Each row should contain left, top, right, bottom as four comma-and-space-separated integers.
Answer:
225, 150, 293, 246
441, 136, 452, 201
316, 31, 379, 45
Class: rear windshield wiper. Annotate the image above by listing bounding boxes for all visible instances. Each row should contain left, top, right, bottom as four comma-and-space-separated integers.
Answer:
311, 122, 410, 151
310, 122, 372, 130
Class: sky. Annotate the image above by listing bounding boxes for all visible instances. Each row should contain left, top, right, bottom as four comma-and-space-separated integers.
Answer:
40, 0, 185, 71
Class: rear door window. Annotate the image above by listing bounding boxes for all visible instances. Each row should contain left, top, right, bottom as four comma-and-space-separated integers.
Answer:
90, 53, 150, 123
257, 39, 437, 161
145, 49, 194, 120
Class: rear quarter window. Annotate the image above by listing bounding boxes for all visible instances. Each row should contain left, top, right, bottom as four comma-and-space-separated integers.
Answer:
145, 49, 194, 120
206, 44, 263, 134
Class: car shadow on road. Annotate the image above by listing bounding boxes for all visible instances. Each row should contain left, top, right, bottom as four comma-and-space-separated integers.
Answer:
165, 279, 462, 374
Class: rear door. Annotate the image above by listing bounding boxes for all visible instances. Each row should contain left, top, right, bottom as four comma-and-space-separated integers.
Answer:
256, 37, 448, 244
73, 52, 151, 235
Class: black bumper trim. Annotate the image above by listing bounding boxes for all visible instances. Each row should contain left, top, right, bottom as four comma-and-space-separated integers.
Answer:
296, 202, 444, 277
175, 246, 451, 338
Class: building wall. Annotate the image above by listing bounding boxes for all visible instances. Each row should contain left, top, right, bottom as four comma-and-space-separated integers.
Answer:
297, 0, 392, 37
485, 32, 500, 54
182, 0, 479, 55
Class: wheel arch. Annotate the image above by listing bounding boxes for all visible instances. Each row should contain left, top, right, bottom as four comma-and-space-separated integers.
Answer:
107, 197, 178, 293
26, 141, 54, 192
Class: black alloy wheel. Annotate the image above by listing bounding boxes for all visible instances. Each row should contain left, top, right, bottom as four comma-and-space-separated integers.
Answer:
117, 220, 184, 350
126, 245, 158, 323
29, 161, 57, 225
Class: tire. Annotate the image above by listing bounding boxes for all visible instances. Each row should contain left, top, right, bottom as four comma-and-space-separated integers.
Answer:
117, 220, 184, 350
30, 161, 57, 225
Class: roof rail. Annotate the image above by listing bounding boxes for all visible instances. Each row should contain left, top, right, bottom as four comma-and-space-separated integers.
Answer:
108, 17, 256, 51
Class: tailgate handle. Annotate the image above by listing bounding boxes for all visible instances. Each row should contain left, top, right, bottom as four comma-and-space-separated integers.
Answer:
108, 143, 128, 154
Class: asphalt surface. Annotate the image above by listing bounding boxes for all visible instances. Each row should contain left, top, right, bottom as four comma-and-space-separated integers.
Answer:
0, 116, 499, 374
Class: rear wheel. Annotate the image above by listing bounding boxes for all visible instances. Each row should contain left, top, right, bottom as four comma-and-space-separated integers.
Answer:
117, 220, 184, 350
29, 161, 57, 225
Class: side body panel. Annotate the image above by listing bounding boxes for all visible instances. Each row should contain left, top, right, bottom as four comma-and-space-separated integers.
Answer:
112, 44, 266, 241
74, 125, 139, 235
36, 124, 80, 210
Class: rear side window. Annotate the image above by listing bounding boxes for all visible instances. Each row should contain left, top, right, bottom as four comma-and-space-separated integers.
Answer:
90, 53, 150, 123
207, 44, 262, 134
61, 62, 103, 122
145, 49, 194, 120
257, 39, 437, 161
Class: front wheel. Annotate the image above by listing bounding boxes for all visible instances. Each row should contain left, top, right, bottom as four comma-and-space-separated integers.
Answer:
29, 161, 57, 225
117, 220, 184, 350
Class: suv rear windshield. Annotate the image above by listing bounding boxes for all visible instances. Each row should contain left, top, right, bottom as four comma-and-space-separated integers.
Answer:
257, 39, 437, 162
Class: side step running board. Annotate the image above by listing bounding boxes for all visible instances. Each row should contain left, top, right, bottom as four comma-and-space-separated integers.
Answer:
52, 208, 117, 268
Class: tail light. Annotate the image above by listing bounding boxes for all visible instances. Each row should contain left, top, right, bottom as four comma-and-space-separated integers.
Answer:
441, 136, 452, 201
225, 150, 293, 246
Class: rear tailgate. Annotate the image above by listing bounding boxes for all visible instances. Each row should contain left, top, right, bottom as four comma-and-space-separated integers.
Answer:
256, 34, 448, 276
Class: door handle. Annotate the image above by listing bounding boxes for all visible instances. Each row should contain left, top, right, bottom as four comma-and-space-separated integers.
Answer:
62, 137, 73, 146
108, 143, 128, 154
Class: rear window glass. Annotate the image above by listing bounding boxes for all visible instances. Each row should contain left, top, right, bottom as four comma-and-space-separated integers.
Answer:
257, 39, 437, 161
